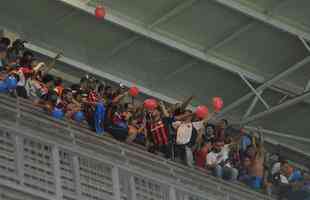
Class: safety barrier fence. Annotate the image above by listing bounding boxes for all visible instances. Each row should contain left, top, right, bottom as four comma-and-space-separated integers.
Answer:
0, 93, 274, 200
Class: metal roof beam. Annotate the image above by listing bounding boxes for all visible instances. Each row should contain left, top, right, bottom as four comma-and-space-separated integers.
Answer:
148, 0, 198, 29
241, 90, 310, 124
219, 56, 310, 116
244, 126, 310, 156
163, 60, 198, 80
265, 0, 291, 15
213, 0, 310, 41
242, 92, 261, 120
57, 0, 309, 106
245, 127, 310, 144
239, 73, 270, 109
206, 22, 255, 52
304, 80, 310, 92
102, 35, 140, 64
299, 36, 310, 53
25, 43, 190, 107
56, 0, 264, 82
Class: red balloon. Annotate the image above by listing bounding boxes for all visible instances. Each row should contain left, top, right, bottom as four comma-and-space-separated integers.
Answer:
196, 105, 209, 119
95, 5, 106, 19
213, 97, 224, 112
144, 99, 158, 111
129, 86, 139, 97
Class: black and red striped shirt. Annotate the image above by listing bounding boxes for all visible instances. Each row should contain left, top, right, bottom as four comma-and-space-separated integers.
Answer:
150, 120, 168, 145
88, 90, 98, 103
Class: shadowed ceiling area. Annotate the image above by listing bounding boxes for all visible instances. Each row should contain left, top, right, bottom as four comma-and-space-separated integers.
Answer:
0, 0, 310, 153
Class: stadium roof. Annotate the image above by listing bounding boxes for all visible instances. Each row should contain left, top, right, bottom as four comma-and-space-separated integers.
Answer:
1, 0, 310, 153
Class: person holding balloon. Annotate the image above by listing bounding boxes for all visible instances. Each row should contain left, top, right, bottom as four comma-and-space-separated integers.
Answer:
142, 97, 196, 158
172, 106, 209, 166
169, 96, 224, 166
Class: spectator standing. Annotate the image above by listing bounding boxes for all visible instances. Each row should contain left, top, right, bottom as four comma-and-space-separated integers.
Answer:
172, 110, 205, 166
194, 137, 211, 168
205, 124, 216, 143
0, 45, 7, 72
149, 109, 170, 158
243, 131, 265, 189
215, 119, 228, 142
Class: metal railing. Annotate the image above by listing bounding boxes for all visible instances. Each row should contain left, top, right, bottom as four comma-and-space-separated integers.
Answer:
0, 93, 274, 200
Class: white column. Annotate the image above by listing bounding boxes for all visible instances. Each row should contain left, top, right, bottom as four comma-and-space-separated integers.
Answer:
112, 166, 121, 200
169, 187, 177, 200
129, 176, 137, 200
52, 145, 63, 200
73, 155, 82, 200
15, 98, 21, 126
15, 135, 24, 185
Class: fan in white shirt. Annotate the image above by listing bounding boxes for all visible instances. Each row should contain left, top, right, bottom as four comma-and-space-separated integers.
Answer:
172, 120, 204, 145
206, 142, 227, 167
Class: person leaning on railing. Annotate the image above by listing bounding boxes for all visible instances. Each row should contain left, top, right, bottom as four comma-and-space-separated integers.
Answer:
1, 37, 309, 198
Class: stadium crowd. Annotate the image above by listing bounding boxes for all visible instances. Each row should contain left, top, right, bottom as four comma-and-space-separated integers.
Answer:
0, 37, 309, 200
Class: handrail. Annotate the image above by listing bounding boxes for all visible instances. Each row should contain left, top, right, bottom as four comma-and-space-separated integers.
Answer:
0, 93, 274, 200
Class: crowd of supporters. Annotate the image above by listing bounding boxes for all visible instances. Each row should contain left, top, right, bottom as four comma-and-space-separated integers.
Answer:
0, 37, 309, 200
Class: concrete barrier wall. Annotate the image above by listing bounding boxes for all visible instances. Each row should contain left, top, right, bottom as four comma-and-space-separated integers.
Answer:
0, 94, 274, 200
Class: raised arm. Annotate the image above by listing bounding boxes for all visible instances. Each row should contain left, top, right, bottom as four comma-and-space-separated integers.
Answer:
255, 128, 265, 160
112, 91, 129, 105
159, 101, 170, 118
202, 110, 215, 124
179, 95, 195, 111
174, 112, 194, 121
45, 52, 62, 73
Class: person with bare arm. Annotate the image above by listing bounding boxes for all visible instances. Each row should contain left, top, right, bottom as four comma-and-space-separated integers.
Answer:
244, 129, 265, 189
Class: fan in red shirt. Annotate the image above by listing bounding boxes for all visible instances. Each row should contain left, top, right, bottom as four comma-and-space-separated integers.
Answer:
195, 137, 212, 169
149, 109, 169, 157
87, 90, 98, 104
215, 119, 228, 143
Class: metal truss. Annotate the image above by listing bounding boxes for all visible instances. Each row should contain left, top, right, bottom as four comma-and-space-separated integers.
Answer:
101, 35, 140, 64
25, 43, 185, 106
218, 55, 310, 117
299, 36, 310, 53
242, 93, 261, 120
148, 0, 198, 29
206, 22, 256, 53
226, 36, 310, 124
214, 0, 310, 41
239, 73, 270, 110
241, 89, 310, 124
57, 0, 310, 109
246, 126, 310, 145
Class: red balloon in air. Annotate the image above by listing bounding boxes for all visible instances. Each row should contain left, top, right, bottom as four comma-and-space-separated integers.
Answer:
213, 97, 224, 112
129, 86, 139, 97
144, 99, 158, 111
196, 105, 209, 119
95, 5, 106, 19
